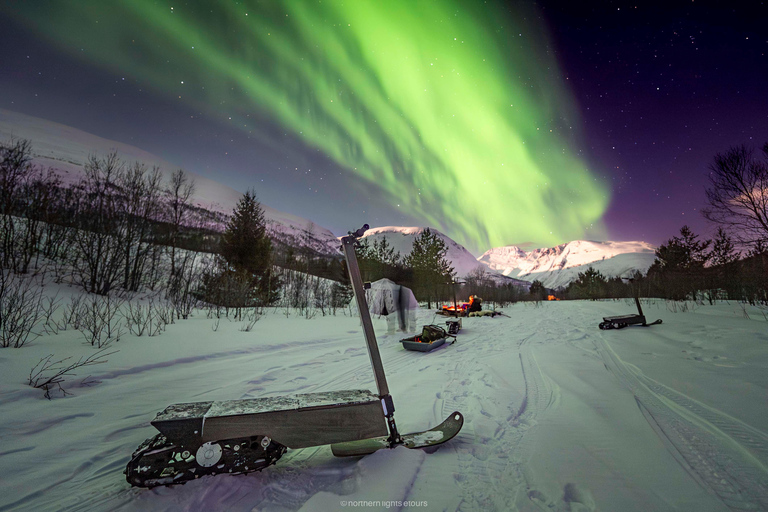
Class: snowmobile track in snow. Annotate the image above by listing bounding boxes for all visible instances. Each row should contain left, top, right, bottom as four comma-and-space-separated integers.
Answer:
441, 316, 559, 511
595, 334, 768, 511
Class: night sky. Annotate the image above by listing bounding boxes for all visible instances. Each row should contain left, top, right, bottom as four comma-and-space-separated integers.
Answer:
0, 0, 766, 254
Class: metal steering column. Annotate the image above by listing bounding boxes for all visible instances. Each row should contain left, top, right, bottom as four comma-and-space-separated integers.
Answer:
341, 225, 401, 445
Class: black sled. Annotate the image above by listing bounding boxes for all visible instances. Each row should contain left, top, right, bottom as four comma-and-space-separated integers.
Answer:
125, 225, 463, 488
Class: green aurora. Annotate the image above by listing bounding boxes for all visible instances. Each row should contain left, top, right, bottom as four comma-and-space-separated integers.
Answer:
9, 0, 609, 250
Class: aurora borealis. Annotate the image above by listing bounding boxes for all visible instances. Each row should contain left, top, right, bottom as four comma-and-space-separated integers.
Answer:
3, 2, 766, 251
3, 0, 608, 251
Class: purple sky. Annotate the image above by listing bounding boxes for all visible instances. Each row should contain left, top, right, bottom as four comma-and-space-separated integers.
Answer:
1, 0, 766, 250
541, 1, 767, 245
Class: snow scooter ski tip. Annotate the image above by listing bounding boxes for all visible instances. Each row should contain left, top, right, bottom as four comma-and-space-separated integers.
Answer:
332, 411, 464, 457
125, 224, 464, 487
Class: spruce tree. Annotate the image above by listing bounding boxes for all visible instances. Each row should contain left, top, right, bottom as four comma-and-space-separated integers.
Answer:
404, 228, 454, 309
678, 225, 711, 268
708, 227, 739, 300
215, 190, 276, 305
372, 238, 401, 267
220, 191, 270, 275
648, 225, 711, 300
529, 280, 546, 301
568, 267, 607, 300
709, 227, 738, 266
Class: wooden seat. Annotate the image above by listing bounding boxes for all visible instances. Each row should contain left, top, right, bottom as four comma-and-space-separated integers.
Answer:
152, 390, 387, 449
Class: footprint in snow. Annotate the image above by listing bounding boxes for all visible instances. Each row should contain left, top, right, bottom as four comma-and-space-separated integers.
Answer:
563, 482, 596, 511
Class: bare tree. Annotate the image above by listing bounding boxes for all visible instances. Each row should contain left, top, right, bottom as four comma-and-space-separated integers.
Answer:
0, 271, 45, 348
166, 250, 207, 320
165, 169, 196, 282
71, 153, 125, 295
26, 167, 64, 272
703, 143, 768, 247
78, 294, 125, 348
0, 138, 59, 273
119, 162, 163, 291
125, 299, 165, 337
0, 138, 32, 270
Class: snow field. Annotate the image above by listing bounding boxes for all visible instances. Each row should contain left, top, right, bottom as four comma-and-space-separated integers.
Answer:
1, 293, 767, 511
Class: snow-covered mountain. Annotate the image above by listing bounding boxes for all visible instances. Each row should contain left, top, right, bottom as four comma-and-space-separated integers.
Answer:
478, 240, 658, 289
263, 208, 339, 256
0, 109, 339, 255
359, 227, 656, 289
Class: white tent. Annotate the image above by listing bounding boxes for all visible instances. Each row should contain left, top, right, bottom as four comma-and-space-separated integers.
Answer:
351, 278, 419, 333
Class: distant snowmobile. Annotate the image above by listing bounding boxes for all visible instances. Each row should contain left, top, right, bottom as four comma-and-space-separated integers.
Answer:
439, 295, 482, 317
125, 225, 464, 488
599, 293, 662, 330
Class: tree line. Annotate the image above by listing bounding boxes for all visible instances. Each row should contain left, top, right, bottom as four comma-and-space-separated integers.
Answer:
553, 141, 768, 304
6, 135, 764, 312
0, 138, 472, 317
0, 139, 215, 296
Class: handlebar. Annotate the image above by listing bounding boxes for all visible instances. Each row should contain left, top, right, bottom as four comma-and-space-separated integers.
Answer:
349, 224, 370, 239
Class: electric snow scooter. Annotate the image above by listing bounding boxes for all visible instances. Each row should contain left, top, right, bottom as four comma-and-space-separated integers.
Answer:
125, 224, 464, 487
598, 282, 662, 330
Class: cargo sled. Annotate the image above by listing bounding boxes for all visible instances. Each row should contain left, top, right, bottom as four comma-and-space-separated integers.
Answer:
445, 318, 462, 335
400, 324, 454, 352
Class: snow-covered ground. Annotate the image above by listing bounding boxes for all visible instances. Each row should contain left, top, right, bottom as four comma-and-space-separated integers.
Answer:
2, 289, 768, 511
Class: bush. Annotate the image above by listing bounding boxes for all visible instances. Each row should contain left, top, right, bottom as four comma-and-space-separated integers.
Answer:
0, 272, 45, 348
28, 347, 116, 399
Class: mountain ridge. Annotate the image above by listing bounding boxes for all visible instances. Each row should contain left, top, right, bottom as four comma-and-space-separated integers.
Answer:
478, 239, 657, 289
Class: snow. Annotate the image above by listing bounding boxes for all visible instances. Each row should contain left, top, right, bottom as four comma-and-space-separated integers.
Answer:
406, 430, 445, 445
479, 240, 658, 288
2, 282, 768, 511
199, 390, 381, 419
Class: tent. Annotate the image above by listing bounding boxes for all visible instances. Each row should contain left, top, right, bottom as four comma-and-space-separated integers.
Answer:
351, 278, 419, 333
